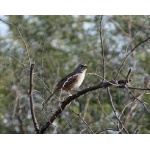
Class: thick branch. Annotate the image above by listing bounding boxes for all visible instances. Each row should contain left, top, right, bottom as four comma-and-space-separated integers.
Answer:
39, 79, 148, 133
29, 64, 40, 133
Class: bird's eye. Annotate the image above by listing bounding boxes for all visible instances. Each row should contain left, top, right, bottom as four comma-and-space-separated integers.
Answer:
81, 64, 87, 68
79, 64, 87, 69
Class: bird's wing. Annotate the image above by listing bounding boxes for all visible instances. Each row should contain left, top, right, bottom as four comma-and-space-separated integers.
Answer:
56, 72, 78, 88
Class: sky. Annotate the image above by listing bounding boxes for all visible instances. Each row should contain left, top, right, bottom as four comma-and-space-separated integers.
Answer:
0, 16, 8, 36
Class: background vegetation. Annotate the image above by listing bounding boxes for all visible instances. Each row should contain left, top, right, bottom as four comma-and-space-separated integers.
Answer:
0, 15, 150, 133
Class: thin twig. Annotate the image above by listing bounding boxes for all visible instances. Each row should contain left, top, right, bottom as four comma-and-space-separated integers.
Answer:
34, 74, 51, 94
107, 87, 129, 134
112, 20, 130, 37
125, 68, 132, 83
17, 98, 24, 134
124, 17, 150, 54
11, 54, 54, 99
80, 128, 87, 134
123, 87, 150, 91
96, 128, 119, 134
0, 18, 31, 65
119, 101, 133, 120
29, 63, 40, 133
114, 37, 150, 80
96, 97, 118, 127
87, 72, 150, 92
87, 73, 118, 86
11, 55, 29, 69
125, 86, 150, 113
124, 92, 145, 128
69, 106, 94, 134
99, 15, 105, 82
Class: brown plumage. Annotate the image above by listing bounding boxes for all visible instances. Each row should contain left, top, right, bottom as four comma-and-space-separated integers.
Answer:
42, 64, 87, 108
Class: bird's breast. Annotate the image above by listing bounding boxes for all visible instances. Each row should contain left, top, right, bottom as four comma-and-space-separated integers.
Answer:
73, 73, 85, 89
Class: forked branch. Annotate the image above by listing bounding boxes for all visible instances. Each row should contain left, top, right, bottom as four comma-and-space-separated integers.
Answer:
39, 79, 150, 133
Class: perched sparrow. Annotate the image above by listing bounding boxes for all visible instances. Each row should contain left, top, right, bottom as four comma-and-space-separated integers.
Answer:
42, 64, 87, 108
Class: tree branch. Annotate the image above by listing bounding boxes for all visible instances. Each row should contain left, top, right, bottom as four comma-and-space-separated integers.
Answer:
124, 86, 150, 113
69, 106, 94, 134
29, 63, 40, 133
99, 15, 106, 82
107, 87, 129, 134
114, 37, 150, 80
39, 78, 148, 133
0, 18, 31, 65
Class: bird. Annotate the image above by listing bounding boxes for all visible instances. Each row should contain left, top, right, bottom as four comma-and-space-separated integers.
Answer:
42, 64, 87, 108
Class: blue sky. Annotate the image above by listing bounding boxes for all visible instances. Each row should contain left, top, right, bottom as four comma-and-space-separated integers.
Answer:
0, 16, 9, 36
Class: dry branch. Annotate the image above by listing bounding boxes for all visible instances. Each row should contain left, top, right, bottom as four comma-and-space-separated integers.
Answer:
29, 64, 40, 133
114, 37, 150, 80
39, 79, 149, 133
107, 87, 129, 134
0, 18, 31, 65
99, 15, 106, 82
69, 106, 94, 134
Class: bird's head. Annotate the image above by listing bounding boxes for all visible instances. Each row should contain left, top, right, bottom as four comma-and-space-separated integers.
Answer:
75, 64, 87, 73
